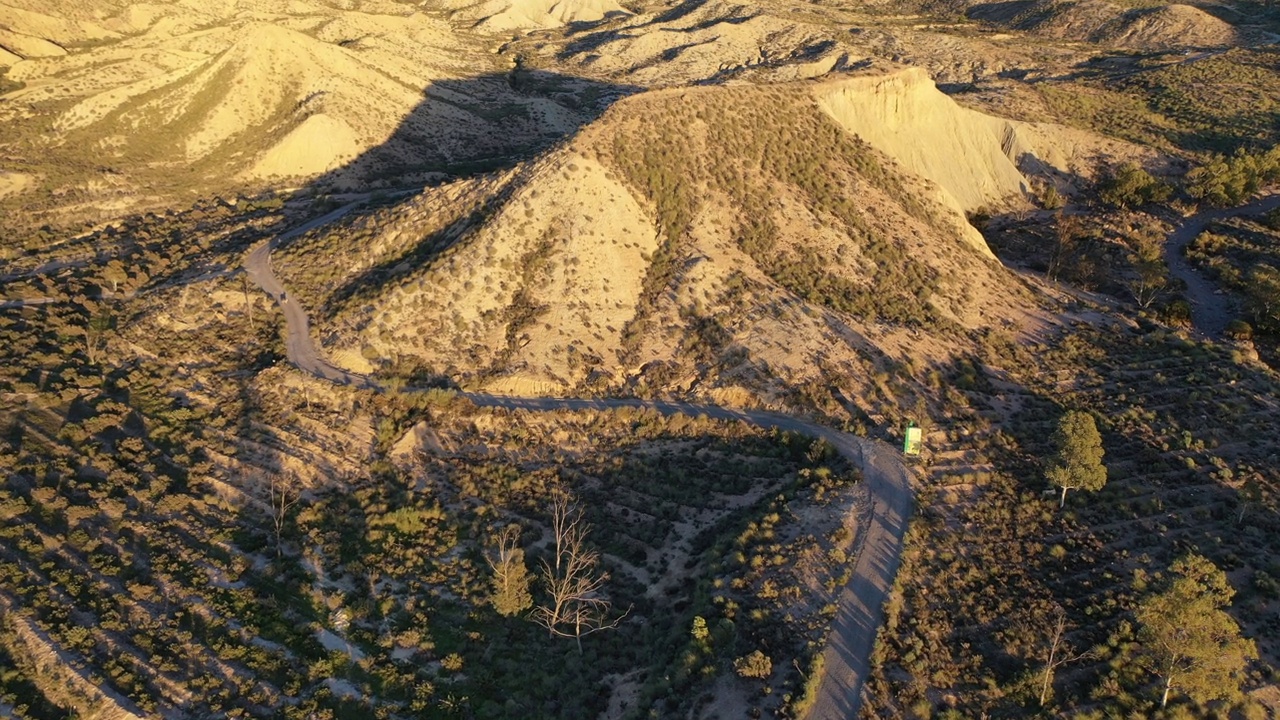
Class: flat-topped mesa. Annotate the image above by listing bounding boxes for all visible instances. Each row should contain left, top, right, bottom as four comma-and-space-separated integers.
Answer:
813, 66, 1043, 220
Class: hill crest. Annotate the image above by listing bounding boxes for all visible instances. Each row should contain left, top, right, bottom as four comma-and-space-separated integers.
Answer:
274, 69, 1050, 408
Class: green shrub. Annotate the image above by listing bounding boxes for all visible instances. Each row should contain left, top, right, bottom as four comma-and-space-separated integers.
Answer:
0, 68, 24, 95
733, 650, 773, 679
1245, 265, 1280, 332
1224, 319, 1253, 341
1187, 148, 1280, 208
791, 652, 825, 716
1160, 299, 1192, 327
1039, 184, 1065, 210
1098, 163, 1172, 209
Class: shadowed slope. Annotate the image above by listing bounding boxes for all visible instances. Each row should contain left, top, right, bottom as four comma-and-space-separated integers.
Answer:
247, 201, 917, 720
270, 68, 1049, 416
0, 6, 634, 227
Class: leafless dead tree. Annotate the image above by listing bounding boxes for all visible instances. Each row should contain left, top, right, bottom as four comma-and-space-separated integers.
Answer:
1040, 605, 1092, 706
269, 473, 302, 559
533, 490, 625, 652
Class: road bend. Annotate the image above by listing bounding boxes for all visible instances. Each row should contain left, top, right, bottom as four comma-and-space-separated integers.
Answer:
243, 205, 914, 718
1163, 193, 1280, 339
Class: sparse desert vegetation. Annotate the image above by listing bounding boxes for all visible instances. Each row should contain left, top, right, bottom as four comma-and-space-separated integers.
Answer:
3, 0, 1280, 718
865, 323, 1280, 718
0, 267, 863, 716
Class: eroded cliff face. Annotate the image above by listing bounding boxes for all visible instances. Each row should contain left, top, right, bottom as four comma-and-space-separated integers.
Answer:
814, 67, 1035, 220
814, 66, 1164, 220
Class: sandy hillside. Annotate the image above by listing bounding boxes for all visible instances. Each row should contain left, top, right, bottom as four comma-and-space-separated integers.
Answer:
1026, 0, 1125, 40
287, 68, 1060, 410
0, 0, 1202, 224
2, 4, 600, 202
0, 27, 66, 59
551, 0, 838, 86
0, 0, 437, 41
969, 0, 1241, 50
0, 171, 33, 198
812, 66, 1143, 212
1097, 4, 1238, 50
448, 0, 629, 31
249, 112, 362, 178
37, 20, 427, 181
0, 1, 122, 45
815, 67, 1031, 220
540, 0, 1073, 92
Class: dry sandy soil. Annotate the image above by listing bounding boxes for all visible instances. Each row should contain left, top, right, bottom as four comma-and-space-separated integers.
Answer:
270, 65, 1142, 427
2, 0, 1275, 716
0, 0, 1237, 222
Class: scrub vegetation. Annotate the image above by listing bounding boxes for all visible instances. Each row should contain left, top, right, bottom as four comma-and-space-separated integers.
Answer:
4, 0, 1280, 717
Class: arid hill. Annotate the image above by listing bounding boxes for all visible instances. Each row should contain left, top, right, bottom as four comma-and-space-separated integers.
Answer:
273, 67, 1082, 415
1, 0, 1231, 228
0, 1, 608, 225
445, 0, 630, 31
967, 0, 1241, 50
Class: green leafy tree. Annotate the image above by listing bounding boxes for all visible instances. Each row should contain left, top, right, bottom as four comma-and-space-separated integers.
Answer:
1136, 554, 1257, 708
487, 524, 532, 617
1186, 148, 1280, 208
1037, 182, 1065, 210
102, 259, 128, 294
1045, 411, 1107, 508
1188, 155, 1242, 207
690, 616, 710, 642
1099, 162, 1171, 209
1236, 473, 1266, 525
84, 307, 115, 366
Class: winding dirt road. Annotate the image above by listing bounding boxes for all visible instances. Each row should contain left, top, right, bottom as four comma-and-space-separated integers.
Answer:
1163, 193, 1280, 339
243, 205, 912, 718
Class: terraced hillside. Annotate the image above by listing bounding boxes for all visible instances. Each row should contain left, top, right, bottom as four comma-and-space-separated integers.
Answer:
0, 201, 872, 718
864, 322, 1280, 717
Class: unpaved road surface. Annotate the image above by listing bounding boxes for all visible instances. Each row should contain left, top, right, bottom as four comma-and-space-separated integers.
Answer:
803, 438, 912, 720
1164, 193, 1280, 339
244, 208, 914, 719
245, 202, 379, 389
